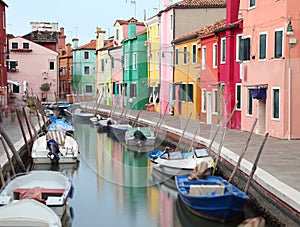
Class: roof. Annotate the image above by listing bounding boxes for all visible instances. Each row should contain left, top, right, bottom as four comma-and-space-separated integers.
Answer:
163, 0, 226, 12
173, 19, 226, 44
113, 17, 145, 27
75, 39, 96, 50
99, 39, 114, 51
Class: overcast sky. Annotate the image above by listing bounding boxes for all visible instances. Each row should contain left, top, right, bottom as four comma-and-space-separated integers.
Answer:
5, 0, 161, 45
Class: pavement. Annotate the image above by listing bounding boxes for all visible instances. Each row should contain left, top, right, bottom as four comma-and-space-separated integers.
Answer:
0, 101, 299, 225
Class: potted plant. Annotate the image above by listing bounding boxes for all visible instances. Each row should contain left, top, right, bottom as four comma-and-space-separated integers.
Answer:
40, 82, 51, 102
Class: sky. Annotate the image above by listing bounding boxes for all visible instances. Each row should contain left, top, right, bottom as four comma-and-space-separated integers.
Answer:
5, 0, 161, 45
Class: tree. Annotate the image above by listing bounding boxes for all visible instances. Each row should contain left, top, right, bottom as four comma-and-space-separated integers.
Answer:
40, 82, 51, 101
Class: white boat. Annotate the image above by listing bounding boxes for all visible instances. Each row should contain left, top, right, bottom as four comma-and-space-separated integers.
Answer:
31, 130, 79, 164
0, 199, 62, 227
148, 147, 214, 177
98, 118, 116, 132
74, 108, 95, 121
90, 114, 102, 125
125, 127, 156, 146
109, 123, 132, 135
0, 171, 73, 217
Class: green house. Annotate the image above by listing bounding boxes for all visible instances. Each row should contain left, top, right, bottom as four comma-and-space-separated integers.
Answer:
122, 18, 148, 110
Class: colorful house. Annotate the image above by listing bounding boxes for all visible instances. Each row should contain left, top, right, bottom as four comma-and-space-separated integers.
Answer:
7, 37, 58, 101
159, 0, 226, 115
197, 20, 226, 125
58, 43, 73, 98
72, 38, 97, 99
95, 28, 113, 105
239, 0, 300, 139
145, 14, 161, 112
122, 18, 148, 110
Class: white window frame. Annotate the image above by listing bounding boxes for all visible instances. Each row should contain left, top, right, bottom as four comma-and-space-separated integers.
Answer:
84, 66, 90, 75
84, 51, 89, 60
212, 89, 218, 114
272, 87, 280, 120
236, 83, 242, 111
220, 38, 226, 64
133, 53, 137, 70
202, 46, 207, 70
201, 89, 207, 113
259, 32, 268, 61
175, 48, 179, 66
192, 44, 197, 64
213, 43, 217, 68
274, 28, 284, 59
85, 84, 93, 94
183, 46, 188, 65
124, 54, 129, 70
247, 88, 253, 116
236, 34, 242, 62
249, 0, 256, 9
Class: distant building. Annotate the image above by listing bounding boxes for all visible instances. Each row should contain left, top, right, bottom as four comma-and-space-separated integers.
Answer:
58, 43, 73, 98
7, 37, 58, 101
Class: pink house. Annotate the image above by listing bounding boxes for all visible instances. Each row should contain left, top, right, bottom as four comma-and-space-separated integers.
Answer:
7, 37, 58, 101
240, 0, 300, 139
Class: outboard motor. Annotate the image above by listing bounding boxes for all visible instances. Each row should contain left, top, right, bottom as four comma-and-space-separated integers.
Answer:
47, 139, 60, 164
133, 130, 147, 141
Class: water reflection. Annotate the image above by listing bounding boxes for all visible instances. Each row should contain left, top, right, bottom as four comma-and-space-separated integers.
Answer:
32, 120, 257, 227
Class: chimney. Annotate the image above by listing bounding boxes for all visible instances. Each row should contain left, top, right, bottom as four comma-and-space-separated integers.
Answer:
96, 27, 106, 50
162, 0, 172, 9
72, 38, 79, 49
128, 17, 137, 38
66, 43, 72, 55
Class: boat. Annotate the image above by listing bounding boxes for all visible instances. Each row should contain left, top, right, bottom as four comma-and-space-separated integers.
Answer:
47, 118, 75, 134
31, 130, 79, 164
109, 122, 132, 135
90, 114, 102, 125
175, 174, 249, 223
0, 199, 62, 227
98, 118, 116, 132
125, 127, 156, 146
0, 171, 73, 217
58, 103, 71, 109
148, 147, 214, 177
73, 108, 95, 121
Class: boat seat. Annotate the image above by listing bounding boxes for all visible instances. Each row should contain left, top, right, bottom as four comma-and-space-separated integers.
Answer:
46, 131, 66, 146
189, 184, 225, 196
13, 187, 65, 201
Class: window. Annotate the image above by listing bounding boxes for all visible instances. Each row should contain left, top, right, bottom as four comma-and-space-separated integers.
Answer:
170, 15, 173, 30
187, 83, 193, 102
49, 61, 55, 71
12, 84, 20, 93
180, 83, 186, 102
249, 0, 256, 8
111, 56, 115, 69
183, 46, 188, 64
113, 82, 118, 95
23, 43, 29, 49
236, 34, 242, 61
221, 38, 226, 64
259, 33, 267, 60
86, 84, 93, 93
156, 24, 159, 37
12, 42, 18, 49
130, 83, 136, 98
116, 29, 119, 40
212, 89, 218, 113
236, 83, 242, 110
101, 59, 105, 72
213, 43, 217, 68
240, 37, 250, 61
274, 30, 283, 59
247, 88, 253, 115
202, 46, 207, 70
70, 65, 73, 75
272, 88, 280, 119
133, 53, 137, 70
175, 49, 179, 65
84, 66, 90, 75
124, 54, 129, 70
84, 51, 89, 59
156, 52, 160, 70
9, 60, 18, 72
192, 44, 197, 64
201, 89, 207, 112
149, 53, 153, 71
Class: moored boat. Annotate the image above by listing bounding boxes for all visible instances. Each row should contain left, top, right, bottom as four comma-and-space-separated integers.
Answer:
175, 174, 249, 223
125, 127, 156, 146
0, 171, 73, 218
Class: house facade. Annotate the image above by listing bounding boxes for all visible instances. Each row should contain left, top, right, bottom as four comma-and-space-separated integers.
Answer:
7, 37, 58, 101
72, 38, 97, 99
58, 43, 73, 98
239, 0, 300, 139
159, 0, 226, 115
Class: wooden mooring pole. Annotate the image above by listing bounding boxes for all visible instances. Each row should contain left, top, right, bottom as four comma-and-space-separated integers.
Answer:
175, 112, 192, 152
0, 136, 16, 176
16, 109, 31, 156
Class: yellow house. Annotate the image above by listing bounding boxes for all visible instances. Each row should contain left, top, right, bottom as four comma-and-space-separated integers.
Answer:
172, 31, 201, 120
146, 15, 161, 112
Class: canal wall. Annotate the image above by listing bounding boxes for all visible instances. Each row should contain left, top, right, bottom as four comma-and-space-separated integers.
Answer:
86, 104, 300, 227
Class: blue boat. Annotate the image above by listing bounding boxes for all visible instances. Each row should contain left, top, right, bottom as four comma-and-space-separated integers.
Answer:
175, 175, 249, 223
47, 119, 75, 133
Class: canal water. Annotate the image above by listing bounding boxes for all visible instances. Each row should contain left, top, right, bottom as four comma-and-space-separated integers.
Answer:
33, 118, 265, 227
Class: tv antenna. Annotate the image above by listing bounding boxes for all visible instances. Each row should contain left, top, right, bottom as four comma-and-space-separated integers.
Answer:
125, 0, 137, 18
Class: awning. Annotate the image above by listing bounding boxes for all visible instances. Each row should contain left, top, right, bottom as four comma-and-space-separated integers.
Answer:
7, 80, 21, 86
252, 87, 267, 100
